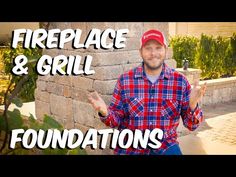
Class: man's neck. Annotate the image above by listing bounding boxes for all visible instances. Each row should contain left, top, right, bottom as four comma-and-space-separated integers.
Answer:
144, 64, 163, 76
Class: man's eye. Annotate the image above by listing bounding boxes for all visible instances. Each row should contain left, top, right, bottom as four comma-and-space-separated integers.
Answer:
145, 47, 152, 50
156, 47, 163, 51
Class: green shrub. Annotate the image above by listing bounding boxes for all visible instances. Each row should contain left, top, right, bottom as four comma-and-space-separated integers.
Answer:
2, 45, 41, 102
170, 33, 236, 79
170, 35, 199, 68
0, 108, 87, 155
196, 34, 228, 79
225, 33, 236, 76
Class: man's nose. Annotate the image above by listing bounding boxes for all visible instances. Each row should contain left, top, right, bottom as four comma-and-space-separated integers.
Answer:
151, 49, 158, 56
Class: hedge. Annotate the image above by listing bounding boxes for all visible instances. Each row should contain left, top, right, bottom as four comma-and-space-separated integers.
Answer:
170, 33, 236, 79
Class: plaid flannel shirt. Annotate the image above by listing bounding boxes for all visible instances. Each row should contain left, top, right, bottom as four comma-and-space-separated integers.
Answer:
100, 62, 203, 155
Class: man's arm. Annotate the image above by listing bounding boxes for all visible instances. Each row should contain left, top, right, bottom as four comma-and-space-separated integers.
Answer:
88, 78, 125, 128
181, 79, 207, 131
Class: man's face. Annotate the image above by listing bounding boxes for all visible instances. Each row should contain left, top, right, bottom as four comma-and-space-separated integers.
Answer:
140, 39, 166, 70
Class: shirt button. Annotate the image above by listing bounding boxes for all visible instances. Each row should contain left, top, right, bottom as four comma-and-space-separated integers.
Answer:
150, 109, 153, 112
150, 122, 153, 125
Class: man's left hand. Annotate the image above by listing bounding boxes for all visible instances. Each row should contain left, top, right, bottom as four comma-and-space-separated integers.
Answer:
189, 80, 207, 110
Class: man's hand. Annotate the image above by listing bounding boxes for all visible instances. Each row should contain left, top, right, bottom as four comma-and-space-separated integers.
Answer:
87, 91, 108, 117
189, 80, 207, 110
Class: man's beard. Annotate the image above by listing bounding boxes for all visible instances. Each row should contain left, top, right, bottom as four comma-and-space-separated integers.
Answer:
143, 59, 164, 70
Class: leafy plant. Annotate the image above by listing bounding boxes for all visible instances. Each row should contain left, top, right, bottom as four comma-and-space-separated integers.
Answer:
2, 45, 41, 102
0, 108, 86, 155
197, 34, 230, 79
224, 33, 236, 76
170, 33, 236, 79
170, 35, 199, 68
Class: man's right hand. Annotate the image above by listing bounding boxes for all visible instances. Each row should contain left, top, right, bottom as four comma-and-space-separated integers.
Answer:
87, 91, 108, 117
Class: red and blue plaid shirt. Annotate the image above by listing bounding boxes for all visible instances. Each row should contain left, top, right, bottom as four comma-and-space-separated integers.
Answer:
100, 63, 203, 155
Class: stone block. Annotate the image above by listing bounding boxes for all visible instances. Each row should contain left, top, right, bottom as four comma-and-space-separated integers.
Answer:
71, 88, 89, 102
71, 76, 94, 90
202, 94, 213, 106
73, 100, 96, 127
54, 75, 72, 86
114, 22, 129, 31
50, 94, 73, 119
43, 48, 59, 57
64, 116, 75, 129
36, 80, 47, 91
127, 23, 143, 38
213, 89, 221, 104
93, 80, 117, 95
221, 88, 231, 102
63, 85, 72, 98
46, 82, 64, 96
35, 100, 51, 121
37, 75, 55, 82
91, 50, 141, 67
88, 65, 123, 80
114, 37, 140, 51
35, 89, 50, 103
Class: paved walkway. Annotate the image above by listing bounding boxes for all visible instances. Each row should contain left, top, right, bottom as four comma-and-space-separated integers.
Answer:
178, 101, 236, 154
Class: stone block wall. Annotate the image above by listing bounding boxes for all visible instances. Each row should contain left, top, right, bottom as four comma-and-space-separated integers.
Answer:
35, 22, 172, 154
200, 77, 236, 106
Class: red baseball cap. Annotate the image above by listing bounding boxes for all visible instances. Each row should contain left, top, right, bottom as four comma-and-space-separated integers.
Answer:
141, 29, 167, 48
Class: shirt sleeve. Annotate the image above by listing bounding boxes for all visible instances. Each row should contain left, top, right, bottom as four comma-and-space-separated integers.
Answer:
99, 77, 125, 128
181, 79, 204, 131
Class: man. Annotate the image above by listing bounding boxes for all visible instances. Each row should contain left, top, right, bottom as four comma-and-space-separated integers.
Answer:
88, 29, 207, 155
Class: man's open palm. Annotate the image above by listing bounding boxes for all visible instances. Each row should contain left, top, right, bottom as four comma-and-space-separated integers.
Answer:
87, 91, 108, 116
189, 80, 207, 109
